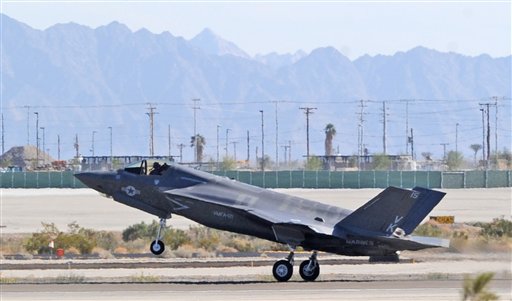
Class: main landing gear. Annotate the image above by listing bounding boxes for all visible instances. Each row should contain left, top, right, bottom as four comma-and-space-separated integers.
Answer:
272, 250, 320, 282
150, 218, 167, 255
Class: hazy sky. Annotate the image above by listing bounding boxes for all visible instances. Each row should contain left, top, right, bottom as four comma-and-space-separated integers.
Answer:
1, 0, 511, 60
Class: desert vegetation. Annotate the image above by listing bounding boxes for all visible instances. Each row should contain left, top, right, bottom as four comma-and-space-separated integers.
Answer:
1, 218, 510, 258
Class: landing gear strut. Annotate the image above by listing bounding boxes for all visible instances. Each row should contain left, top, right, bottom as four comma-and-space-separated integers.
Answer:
272, 250, 295, 282
299, 251, 320, 281
150, 218, 167, 255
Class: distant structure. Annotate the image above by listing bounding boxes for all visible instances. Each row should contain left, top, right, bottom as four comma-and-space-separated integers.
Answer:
0, 145, 54, 170
312, 154, 417, 171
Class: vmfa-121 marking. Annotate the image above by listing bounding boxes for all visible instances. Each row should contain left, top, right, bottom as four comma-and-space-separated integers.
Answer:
75, 160, 449, 282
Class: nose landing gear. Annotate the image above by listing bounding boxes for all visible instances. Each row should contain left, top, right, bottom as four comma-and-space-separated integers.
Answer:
150, 218, 167, 255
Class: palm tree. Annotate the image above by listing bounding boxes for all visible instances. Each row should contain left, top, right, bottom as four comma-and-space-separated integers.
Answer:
470, 144, 482, 166
461, 272, 498, 301
324, 124, 336, 156
190, 134, 206, 162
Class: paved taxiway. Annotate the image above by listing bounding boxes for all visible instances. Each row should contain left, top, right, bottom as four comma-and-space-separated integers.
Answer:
2, 280, 512, 301
1, 188, 510, 233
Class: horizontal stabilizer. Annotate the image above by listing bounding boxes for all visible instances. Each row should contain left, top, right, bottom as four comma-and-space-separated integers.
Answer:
374, 234, 450, 251
409, 235, 450, 248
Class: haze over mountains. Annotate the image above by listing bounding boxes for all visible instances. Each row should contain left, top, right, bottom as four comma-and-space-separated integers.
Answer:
1, 14, 510, 162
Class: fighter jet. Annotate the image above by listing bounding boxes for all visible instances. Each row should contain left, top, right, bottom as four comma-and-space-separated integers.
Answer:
75, 159, 449, 282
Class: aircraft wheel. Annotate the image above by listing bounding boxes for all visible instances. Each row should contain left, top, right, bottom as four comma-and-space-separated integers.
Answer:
272, 260, 293, 282
299, 260, 320, 281
150, 240, 165, 255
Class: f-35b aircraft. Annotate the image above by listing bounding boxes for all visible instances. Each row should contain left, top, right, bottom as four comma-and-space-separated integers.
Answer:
75, 159, 449, 282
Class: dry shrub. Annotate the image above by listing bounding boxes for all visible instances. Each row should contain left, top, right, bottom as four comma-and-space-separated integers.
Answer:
92, 247, 114, 259
173, 244, 215, 258
124, 239, 147, 253
65, 247, 81, 255
173, 244, 196, 258
114, 246, 129, 254
217, 246, 238, 253
1, 234, 28, 254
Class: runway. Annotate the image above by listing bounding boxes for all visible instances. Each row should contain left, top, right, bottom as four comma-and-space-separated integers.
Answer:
2, 188, 511, 300
2, 188, 511, 233
2, 280, 512, 301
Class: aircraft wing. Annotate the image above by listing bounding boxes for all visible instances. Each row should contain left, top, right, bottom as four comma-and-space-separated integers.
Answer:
164, 185, 329, 246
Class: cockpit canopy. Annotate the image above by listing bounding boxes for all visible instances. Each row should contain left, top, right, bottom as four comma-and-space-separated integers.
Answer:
123, 159, 173, 176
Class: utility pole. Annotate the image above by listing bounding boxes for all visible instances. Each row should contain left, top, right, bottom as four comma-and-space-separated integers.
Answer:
91, 130, 96, 157
0, 113, 5, 157
440, 143, 449, 161
1, 114, 4, 156
299, 107, 317, 159
381, 101, 388, 154
40, 127, 45, 165
480, 108, 486, 163
274, 101, 279, 168
177, 143, 185, 162
479, 102, 494, 165
192, 98, 200, 162
24, 106, 30, 146
246, 130, 250, 163
410, 128, 414, 160
225, 128, 230, 158
34, 112, 39, 167
492, 96, 499, 160
74, 134, 80, 159
216, 125, 220, 167
455, 123, 459, 154
288, 141, 292, 167
486, 104, 490, 163
356, 100, 367, 169
167, 125, 171, 157
405, 100, 410, 155
260, 110, 264, 171
146, 104, 157, 156
108, 127, 113, 168
282, 144, 291, 167
57, 135, 61, 161
232, 141, 238, 161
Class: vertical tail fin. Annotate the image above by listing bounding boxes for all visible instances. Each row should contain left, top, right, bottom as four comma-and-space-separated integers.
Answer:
337, 186, 446, 235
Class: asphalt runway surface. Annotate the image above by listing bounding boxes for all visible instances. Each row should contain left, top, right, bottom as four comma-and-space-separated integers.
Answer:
1, 188, 511, 300
1, 188, 511, 233
2, 280, 512, 301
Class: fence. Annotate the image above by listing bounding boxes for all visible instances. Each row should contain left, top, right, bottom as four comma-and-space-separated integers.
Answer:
1, 170, 511, 189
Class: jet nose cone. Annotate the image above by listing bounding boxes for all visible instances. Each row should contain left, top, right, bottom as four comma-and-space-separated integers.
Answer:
74, 171, 117, 195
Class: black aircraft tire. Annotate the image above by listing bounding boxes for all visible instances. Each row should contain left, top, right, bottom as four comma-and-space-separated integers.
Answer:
299, 260, 320, 281
150, 240, 165, 255
272, 260, 293, 282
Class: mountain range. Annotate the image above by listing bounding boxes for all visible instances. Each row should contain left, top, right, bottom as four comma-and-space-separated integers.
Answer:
1, 14, 510, 162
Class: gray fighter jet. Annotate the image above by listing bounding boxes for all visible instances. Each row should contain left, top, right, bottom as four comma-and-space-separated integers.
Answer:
75, 159, 449, 282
